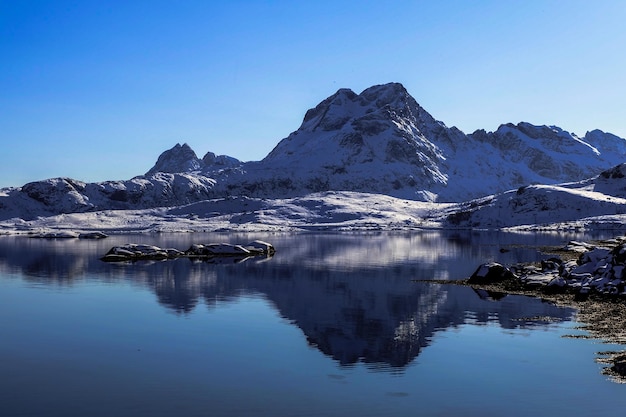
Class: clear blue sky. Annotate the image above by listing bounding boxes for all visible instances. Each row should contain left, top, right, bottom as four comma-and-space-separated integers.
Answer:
1, 0, 625, 188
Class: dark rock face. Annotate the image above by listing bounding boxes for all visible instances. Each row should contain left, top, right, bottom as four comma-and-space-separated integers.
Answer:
600, 163, 626, 180
611, 354, 626, 377
588, 163, 626, 198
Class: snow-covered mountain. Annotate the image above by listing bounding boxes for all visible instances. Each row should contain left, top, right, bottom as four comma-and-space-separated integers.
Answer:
0, 173, 217, 221
135, 82, 626, 204
1, 82, 625, 222
222, 83, 625, 202
469, 123, 626, 185
444, 163, 626, 228
220, 83, 456, 201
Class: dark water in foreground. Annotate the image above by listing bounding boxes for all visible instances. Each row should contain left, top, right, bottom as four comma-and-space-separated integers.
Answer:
1, 231, 625, 417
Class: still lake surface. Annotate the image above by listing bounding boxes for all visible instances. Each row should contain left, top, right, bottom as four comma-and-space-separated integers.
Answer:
1, 231, 625, 417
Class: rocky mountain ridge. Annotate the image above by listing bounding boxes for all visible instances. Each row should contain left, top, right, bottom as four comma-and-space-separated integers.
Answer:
145, 82, 626, 202
1, 82, 625, 220
146, 143, 241, 175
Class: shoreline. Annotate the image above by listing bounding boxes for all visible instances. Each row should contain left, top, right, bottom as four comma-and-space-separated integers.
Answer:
432, 236, 626, 382
468, 281, 626, 382
418, 278, 626, 382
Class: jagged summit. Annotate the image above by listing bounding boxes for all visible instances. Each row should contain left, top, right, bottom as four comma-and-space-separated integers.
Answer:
262, 82, 451, 179
240, 83, 454, 200
202, 151, 241, 170
146, 143, 202, 175
291, 82, 441, 136
146, 143, 241, 176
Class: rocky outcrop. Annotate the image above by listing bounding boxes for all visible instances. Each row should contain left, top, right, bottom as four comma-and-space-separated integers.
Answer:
202, 151, 241, 170
465, 236, 626, 382
469, 238, 626, 298
146, 143, 203, 175
468, 262, 516, 285
146, 143, 242, 176
101, 240, 276, 262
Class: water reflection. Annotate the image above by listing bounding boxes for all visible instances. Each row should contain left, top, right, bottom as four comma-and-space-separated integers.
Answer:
0, 232, 581, 369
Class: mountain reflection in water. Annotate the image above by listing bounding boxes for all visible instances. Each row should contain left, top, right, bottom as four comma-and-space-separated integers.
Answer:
0, 232, 581, 370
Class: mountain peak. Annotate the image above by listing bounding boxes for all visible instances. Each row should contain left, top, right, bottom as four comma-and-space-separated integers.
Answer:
297, 82, 434, 136
146, 143, 202, 176
359, 82, 410, 104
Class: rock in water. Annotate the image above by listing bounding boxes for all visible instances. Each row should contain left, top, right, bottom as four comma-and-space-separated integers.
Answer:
468, 262, 515, 284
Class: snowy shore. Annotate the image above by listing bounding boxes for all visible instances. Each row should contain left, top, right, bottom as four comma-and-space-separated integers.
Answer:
1, 190, 626, 237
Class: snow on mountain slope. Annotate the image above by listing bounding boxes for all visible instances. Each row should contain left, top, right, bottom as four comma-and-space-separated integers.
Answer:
468, 123, 624, 183
0, 173, 217, 221
216, 83, 626, 202
222, 83, 459, 201
581, 163, 626, 198
3, 184, 626, 234
0, 191, 443, 234
444, 167, 626, 229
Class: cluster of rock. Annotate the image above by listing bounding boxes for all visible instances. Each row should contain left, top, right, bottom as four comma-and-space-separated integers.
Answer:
185, 241, 275, 257
101, 240, 275, 262
30, 231, 108, 239
102, 244, 185, 261
469, 238, 626, 298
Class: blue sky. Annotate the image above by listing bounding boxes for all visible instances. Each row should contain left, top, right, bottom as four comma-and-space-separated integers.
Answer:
1, 0, 625, 188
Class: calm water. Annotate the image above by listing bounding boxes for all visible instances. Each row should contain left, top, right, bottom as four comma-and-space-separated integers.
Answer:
1, 231, 625, 417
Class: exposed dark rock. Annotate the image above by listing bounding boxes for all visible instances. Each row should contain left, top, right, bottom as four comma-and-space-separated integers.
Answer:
468, 262, 516, 284
78, 232, 108, 239
101, 241, 275, 262
610, 353, 626, 376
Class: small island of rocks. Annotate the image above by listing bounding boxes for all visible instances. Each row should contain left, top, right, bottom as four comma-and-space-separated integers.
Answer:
101, 240, 275, 262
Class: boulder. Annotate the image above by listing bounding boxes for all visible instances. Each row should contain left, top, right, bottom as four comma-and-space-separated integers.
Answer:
468, 262, 515, 284
611, 244, 626, 265
244, 240, 276, 255
610, 354, 626, 377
